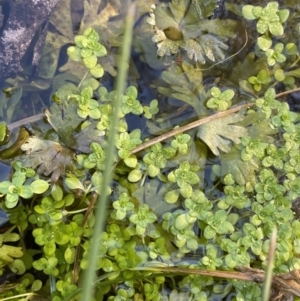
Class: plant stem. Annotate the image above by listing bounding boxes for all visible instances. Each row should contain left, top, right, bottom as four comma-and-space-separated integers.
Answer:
1, 293, 35, 301
66, 207, 88, 215
130, 86, 300, 155
78, 71, 89, 90
80, 3, 135, 301
262, 228, 277, 301
130, 102, 255, 154
275, 86, 300, 98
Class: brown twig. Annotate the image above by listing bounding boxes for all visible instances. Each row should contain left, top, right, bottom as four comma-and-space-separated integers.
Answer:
275, 87, 300, 98
7, 113, 45, 130
143, 266, 259, 281
129, 87, 299, 155
140, 266, 300, 298
130, 102, 255, 155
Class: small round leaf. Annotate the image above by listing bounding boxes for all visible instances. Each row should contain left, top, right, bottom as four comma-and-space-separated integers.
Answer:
31, 180, 49, 194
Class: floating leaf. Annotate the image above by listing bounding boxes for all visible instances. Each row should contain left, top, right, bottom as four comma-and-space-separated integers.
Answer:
45, 100, 83, 147
65, 176, 85, 191
8, 259, 26, 275
31, 180, 49, 194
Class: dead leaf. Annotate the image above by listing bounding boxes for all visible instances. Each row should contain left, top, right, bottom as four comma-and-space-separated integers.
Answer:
197, 111, 248, 156
20, 137, 75, 182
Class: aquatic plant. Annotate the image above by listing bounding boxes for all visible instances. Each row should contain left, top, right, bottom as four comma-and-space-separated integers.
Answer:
1, 1, 300, 301
146, 1, 236, 63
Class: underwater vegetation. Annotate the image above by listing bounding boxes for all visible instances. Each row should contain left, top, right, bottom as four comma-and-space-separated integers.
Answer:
2, 0, 300, 300
146, 0, 231, 63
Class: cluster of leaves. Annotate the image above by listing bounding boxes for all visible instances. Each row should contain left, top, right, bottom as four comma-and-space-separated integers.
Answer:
2, 1, 300, 301
145, 0, 234, 64
67, 28, 107, 78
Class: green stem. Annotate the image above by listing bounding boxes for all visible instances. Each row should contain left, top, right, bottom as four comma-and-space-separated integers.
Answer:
80, 3, 135, 301
1, 293, 35, 301
262, 228, 277, 301
78, 71, 89, 90
65, 207, 88, 215
289, 55, 300, 69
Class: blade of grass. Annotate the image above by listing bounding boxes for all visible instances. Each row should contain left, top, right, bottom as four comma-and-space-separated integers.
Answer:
262, 228, 277, 301
80, 2, 135, 301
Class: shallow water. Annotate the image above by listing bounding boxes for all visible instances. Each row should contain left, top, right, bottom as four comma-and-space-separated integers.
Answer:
1, 0, 300, 300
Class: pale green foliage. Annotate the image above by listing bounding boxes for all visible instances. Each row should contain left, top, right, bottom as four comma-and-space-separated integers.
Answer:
242, 2, 289, 36
206, 87, 234, 111
129, 204, 157, 236
0, 162, 49, 208
265, 43, 286, 66
68, 28, 106, 77
2, 3, 300, 300
168, 161, 200, 198
248, 69, 271, 92
143, 143, 176, 177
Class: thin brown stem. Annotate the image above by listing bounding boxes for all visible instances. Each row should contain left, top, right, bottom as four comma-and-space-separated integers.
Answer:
144, 266, 259, 281
130, 87, 299, 155
275, 87, 300, 98
130, 102, 255, 155
7, 113, 45, 130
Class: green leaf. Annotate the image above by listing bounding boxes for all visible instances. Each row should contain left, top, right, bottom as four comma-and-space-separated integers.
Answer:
51, 184, 63, 202
164, 189, 179, 204
0, 181, 11, 195
242, 5, 256, 20
81, 78, 100, 91
285, 43, 298, 55
257, 19, 269, 35
0, 244, 23, 262
148, 164, 160, 177
286, 68, 300, 78
269, 22, 284, 36
278, 9, 289, 23
8, 259, 26, 275
90, 64, 104, 78
274, 69, 285, 81
65, 177, 85, 190
128, 169, 143, 182
174, 214, 192, 230
31, 180, 49, 194
67, 46, 82, 61
31, 280, 42, 292
65, 247, 75, 264
93, 44, 107, 57
19, 185, 33, 199
204, 226, 216, 240
83, 54, 97, 69
5, 194, 19, 208
257, 35, 272, 51
124, 156, 137, 168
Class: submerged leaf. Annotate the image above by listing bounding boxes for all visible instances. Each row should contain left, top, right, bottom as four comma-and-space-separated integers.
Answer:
197, 111, 248, 156
45, 100, 83, 147
219, 146, 259, 185
20, 137, 75, 182
148, 1, 233, 64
